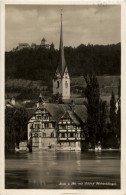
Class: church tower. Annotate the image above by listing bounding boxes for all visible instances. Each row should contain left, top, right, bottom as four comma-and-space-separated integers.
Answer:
53, 10, 70, 100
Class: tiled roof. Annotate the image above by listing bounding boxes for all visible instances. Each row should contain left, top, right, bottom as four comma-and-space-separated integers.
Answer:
68, 111, 83, 125
26, 103, 87, 123
26, 108, 36, 119
75, 105, 87, 123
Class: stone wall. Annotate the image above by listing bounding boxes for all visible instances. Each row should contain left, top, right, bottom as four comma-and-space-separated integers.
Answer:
32, 137, 57, 149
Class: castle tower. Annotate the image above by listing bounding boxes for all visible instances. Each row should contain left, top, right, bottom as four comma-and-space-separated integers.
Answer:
53, 10, 70, 100
41, 38, 46, 46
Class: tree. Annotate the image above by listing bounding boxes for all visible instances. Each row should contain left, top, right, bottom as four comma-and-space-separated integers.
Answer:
5, 108, 16, 150
83, 73, 100, 148
110, 91, 118, 147
97, 100, 107, 147
5, 107, 29, 151
14, 108, 28, 146
6, 43, 121, 83
116, 78, 121, 144
110, 91, 116, 128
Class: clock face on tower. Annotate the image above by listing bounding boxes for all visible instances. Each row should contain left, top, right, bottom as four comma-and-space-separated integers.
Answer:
65, 73, 68, 78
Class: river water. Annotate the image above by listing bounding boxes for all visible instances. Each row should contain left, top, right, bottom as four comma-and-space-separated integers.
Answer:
5, 150, 120, 189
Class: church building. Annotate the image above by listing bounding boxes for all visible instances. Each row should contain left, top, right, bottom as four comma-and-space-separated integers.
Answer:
53, 10, 70, 100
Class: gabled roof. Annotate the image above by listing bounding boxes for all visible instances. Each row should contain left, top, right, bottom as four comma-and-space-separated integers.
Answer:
61, 110, 84, 125
26, 103, 87, 123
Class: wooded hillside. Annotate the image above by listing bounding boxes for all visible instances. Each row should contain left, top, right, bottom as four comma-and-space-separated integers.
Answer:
5, 43, 121, 86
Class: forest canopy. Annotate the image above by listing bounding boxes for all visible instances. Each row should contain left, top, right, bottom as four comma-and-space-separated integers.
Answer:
5, 43, 121, 85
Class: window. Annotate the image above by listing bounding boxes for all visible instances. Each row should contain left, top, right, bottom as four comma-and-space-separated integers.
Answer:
67, 119, 70, 124
45, 116, 48, 120
34, 133, 38, 137
59, 125, 62, 129
65, 81, 68, 88
30, 124, 33, 129
63, 119, 67, 123
45, 123, 49, 128
43, 115, 46, 120
70, 133, 74, 137
43, 133, 46, 137
61, 133, 65, 138
57, 81, 59, 88
52, 123, 55, 128
35, 124, 39, 129
81, 133, 84, 138
36, 116, 41, 120
51, 132, 54, 137
77, 133, 80, 138
43, 115, 48, 120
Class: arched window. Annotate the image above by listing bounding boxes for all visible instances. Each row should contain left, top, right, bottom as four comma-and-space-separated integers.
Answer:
57, 81, 59, 88
65, 81, 68, 88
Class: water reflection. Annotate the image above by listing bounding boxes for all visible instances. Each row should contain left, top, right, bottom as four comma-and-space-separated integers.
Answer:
5, 151, 120, 189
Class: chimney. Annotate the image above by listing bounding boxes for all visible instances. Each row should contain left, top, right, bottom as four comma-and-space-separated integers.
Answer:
70, 100, 75, 112
10, 97, 15, 106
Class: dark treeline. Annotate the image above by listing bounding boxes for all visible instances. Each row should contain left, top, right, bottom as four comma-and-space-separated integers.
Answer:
83, 74, 120, 149
6, 43, 121, 85
5, 107, 28, 151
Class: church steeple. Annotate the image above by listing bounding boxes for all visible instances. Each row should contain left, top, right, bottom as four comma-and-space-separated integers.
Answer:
58, 9, 66, 76
53, 10, 70, 100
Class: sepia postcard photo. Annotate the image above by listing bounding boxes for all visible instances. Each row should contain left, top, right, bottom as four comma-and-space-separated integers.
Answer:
0, 1, 126, 195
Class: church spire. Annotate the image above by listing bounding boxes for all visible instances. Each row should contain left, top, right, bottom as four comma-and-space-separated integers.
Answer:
53, 10, 70, 100
58, 9, 66, 76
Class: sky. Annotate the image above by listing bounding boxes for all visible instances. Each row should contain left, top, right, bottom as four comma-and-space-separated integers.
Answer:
5, 4, 121, 51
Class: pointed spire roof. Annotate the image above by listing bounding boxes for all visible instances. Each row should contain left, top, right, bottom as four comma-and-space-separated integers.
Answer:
57, 9, 66, 76
38, 93, 45, 104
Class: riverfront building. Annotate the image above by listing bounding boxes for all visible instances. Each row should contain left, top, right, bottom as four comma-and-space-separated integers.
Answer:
27, 95, 87, 151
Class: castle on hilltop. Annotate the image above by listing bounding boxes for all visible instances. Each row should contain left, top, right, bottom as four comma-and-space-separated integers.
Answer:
12, 38, 54, 52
